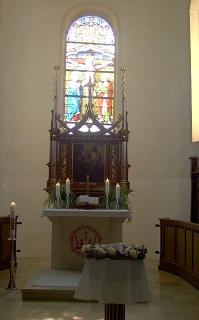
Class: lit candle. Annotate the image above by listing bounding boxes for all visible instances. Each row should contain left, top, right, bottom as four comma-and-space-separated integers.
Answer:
66, 178, 70, 194
10, 202, 16, 218
56, 182, 60, 198
116, 183, 120, 200
105, 178, 110, 194
10, 202, 16, 239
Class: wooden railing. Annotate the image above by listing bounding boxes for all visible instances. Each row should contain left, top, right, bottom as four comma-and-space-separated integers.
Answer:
159, 218, 199, 290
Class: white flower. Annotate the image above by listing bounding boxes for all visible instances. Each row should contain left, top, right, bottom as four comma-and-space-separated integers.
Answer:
129, 249, 137, 259
134, 245, 141, 250
81, 244, 92, 253
94, 244, 105, 253
107, 246, 117, 255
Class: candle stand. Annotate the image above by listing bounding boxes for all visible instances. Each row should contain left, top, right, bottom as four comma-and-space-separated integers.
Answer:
106, 194, 109, 210
116, 199, 119, 210
66, 193, 69, 209
56, 197, 61, 209
7, 238, 17, 290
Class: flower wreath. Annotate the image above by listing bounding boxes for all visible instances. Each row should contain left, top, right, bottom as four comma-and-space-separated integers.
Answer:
81, 243, 147, 260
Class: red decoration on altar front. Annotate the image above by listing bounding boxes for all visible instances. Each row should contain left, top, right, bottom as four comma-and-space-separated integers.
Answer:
69, 224, 103, 258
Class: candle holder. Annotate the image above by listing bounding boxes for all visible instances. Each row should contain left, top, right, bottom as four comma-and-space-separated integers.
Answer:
106, 193, 109, 210
56, 197, 61, 209
116, 199, 119, 210
66, 193, 69, 209
7, 238, 17, 290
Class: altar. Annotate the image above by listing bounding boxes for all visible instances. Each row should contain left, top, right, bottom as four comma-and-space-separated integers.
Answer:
42, 209, 133, 271
21, 67, 136, 300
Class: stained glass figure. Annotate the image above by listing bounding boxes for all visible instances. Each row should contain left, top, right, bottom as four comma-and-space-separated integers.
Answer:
65, 16, 115, 123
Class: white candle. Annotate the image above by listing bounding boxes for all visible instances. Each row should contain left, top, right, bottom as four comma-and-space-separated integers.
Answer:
66, 178, 70, 194
10, 202, 16, 218
56, 182, 60, 198
116, 183, 120, 200
10, 202, 16, 239
105, 178, 110, 194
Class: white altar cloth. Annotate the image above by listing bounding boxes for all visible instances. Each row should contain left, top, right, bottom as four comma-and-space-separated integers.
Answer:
74, 259, 151, 305
42, 209, 133, 271
42, 209, 133, 218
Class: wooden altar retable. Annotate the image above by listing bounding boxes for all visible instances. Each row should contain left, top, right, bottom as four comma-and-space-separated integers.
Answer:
42, 209, 133, 271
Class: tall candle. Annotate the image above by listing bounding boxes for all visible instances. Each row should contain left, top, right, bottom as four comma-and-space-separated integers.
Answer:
10, 202, 16, 239
56, 182, 60, 198
116, 183, 120, 200
105, 178, 110, 194
66, 178, 70, 194
10, 202, 16, 218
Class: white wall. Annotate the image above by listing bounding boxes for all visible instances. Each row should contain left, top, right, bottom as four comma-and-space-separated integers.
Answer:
0, 0, 196, 260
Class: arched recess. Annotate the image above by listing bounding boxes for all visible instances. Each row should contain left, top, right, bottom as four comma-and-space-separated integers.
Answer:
190, 0, 199, 142
58, 3, 121, 120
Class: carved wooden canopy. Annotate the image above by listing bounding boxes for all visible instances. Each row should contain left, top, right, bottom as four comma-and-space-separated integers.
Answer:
47, 67, 130, 197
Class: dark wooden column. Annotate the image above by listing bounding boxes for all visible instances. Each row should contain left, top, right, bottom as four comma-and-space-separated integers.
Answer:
105, 304, 125, 320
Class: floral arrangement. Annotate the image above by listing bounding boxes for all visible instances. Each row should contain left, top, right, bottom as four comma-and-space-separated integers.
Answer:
81, 243, 147, 261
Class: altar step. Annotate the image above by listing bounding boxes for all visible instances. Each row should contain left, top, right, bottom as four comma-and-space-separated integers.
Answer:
21, 269, 82, 301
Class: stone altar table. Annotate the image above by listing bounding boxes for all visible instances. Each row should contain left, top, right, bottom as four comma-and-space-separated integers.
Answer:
42, 209, 133, 271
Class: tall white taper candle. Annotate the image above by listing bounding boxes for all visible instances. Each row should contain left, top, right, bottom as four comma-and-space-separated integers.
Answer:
56, 182, 60, 198
66, 178, 70, 194
10, 202, 16, 239
116, 183, 120, 200
105, 178, 110, 194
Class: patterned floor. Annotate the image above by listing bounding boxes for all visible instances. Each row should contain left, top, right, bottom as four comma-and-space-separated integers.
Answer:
0, 257, 199, 320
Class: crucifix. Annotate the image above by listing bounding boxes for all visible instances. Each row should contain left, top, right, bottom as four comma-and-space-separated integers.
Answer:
84, 76, 95, 106
79, 175, 96, 196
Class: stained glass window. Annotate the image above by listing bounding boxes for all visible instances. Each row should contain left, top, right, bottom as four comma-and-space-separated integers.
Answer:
65, 16, 115, 123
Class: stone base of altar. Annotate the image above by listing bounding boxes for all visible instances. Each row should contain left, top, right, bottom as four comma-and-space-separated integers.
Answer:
42, 209, 133, 271
21, 269, 81, 301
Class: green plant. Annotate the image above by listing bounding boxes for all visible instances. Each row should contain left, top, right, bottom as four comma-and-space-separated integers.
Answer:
44, 183, 76, 209
99, 182, 134, 212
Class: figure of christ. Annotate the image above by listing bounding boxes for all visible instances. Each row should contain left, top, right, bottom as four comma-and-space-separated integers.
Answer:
73, 145, 104, 183
86, 146, 102, 181
67, 52, 113, 99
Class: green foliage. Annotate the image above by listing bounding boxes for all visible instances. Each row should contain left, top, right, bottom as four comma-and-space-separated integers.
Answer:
44, 182, 134, 216
99, 183, 134, 212
43, 183, 76, 209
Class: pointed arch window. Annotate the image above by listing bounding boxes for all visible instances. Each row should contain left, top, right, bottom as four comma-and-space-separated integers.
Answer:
65, 16, 115, 123
190, 1, 199, 142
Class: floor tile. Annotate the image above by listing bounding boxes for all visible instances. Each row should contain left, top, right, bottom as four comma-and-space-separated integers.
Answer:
0, 258, 199, 320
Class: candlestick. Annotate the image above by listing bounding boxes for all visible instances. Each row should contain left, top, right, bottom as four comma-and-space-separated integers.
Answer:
10, 202, 16, 239
105, 178, 110, 195
56, 182, 60, 198
116, 183, 120, 210
116, 183, 120, 200
105, 179, 110, 210
10, 202, 16, 217
66, 178, 70, 194
52, 66, 60, 129
7, 202, 17, 290
121, 67, 128, 130
56, 183, 61, 208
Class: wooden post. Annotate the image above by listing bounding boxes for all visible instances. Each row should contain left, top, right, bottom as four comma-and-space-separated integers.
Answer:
105, 304, 125, 320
